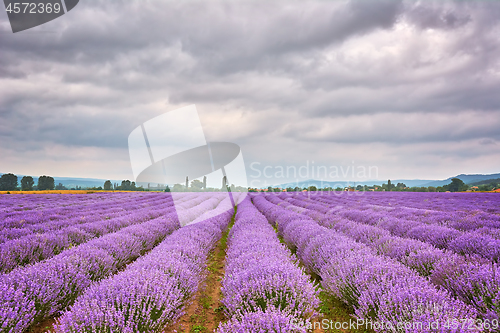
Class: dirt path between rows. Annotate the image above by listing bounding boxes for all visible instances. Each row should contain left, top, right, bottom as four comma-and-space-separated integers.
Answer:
164, 221, 233, 333
26, 318, 56, 333
270, 224, 371, 333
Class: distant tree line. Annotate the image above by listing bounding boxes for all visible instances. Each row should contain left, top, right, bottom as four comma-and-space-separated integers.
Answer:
249, 178, 499, 193
165, 176, 246, 193
2, 173, 497, 193
0, 173, 58, 191
0, 174, 157, 192
87, 180, 146, 191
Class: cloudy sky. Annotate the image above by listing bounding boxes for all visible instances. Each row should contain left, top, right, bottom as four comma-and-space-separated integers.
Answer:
1, 0, 499, 187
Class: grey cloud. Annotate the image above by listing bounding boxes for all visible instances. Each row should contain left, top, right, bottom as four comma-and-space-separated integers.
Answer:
405, 1, 472, 30
0, 0, 499, 181
280, 111, 500, 144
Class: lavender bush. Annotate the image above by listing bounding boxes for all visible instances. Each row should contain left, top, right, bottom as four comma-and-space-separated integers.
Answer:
218, 197, 319, 332
253, 194, 480, 332
0, 212, 180, 333
264, 192, 500, 320
54, 205, 233, 333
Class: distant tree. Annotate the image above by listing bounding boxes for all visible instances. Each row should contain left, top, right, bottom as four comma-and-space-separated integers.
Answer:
294, 186, 300, 192
383, 179, 395, 191
185, 176, 189, 188
103, 180, 112, 190
38, 176, 55, 190
0, 173, 18, 191
308, 186, 318, 192
131, 182, 137, 190
335, 187, 343, 191
120, 180, 131, 190
55, 183, 67, 190
172, 184, 184, 192
286, 187, 294, 192
21, 176, 34, 191
428, 186, 437, 192
478, 184, 493, 191
165, 185, 170, 192
356, 185, 363, 191
446, 178, 467, 192
203, 176, 207, 189
191, 179, 204, 190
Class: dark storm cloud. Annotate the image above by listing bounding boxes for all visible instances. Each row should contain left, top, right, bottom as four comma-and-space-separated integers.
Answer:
0, 0, 499, 180
405, 1, 472, 30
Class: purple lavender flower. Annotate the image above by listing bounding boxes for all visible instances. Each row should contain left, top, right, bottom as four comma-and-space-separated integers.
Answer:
220, 198, 319, 331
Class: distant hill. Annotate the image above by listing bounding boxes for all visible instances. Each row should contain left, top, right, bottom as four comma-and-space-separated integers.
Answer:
275, 173, 500, 189
468, 178, 500, 186
420, 173, 500, 187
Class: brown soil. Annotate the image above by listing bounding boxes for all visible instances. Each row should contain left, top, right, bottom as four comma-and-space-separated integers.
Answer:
271, 225, 372, 333
164, 222, 232, 333
26, 318, 57, 333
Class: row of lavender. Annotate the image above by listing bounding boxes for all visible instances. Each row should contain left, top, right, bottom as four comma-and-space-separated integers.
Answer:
333, 204, 500, 244
306, 192, 500, 231
0, 195, 174, 273
287, 192, 500, 231
1, 193, 235, 333
283, 193, 500, 263
0, 193, 113, 213
0, 193, 143, 229
217, 197, 318, 332
298, 192, 500, 230
267, 193, 500, 321
0, 193, 180, 245
0, 192, 225, 273
309, 192, 500, 215
55, 201, 234, 332
253, 195, 484, 332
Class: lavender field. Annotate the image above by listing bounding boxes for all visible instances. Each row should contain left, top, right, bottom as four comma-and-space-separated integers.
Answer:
1, 191, 500, 332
